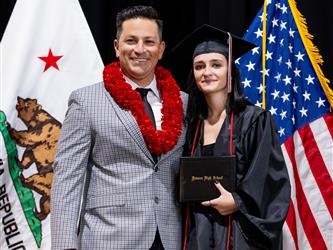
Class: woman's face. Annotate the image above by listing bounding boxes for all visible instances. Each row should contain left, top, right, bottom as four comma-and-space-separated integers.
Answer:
193, 52, 228, 95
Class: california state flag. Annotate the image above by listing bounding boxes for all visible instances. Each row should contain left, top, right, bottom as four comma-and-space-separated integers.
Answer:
0, 0, 104, 249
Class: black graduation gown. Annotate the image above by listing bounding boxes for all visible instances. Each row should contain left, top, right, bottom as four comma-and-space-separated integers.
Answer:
184, 105, 291, 250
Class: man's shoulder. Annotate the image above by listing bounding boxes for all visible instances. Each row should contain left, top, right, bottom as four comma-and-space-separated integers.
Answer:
68, 82, 105, 100
71, 82, 104, 95
180, 90, 188, 104
180, 90, 188, 97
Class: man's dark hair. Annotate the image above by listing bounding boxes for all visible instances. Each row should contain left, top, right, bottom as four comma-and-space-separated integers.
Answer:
116, 5, 163, 40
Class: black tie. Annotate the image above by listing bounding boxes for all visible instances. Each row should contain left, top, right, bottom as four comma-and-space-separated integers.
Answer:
136, 88, 156, 128
136, 88, 158, 163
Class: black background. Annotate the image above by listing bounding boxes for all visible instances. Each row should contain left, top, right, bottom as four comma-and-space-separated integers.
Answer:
1, 0, 332, 87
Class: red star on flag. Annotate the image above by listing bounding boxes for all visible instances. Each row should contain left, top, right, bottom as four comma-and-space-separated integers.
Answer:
38, 49, 63, 72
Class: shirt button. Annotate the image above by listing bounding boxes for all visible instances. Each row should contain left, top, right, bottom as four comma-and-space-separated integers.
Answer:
154, 196, 159, 204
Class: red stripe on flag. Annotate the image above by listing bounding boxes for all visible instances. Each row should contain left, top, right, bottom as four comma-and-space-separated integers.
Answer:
284, 137, 327, 250
323, 113, 333, 138
285, 201, 299, 250
298, 124, 333, 217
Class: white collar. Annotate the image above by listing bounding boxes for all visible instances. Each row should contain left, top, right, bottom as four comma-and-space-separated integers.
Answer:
124, 75, 160, 98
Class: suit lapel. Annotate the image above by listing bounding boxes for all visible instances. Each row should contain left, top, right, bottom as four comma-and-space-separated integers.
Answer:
103, 87, 154, 162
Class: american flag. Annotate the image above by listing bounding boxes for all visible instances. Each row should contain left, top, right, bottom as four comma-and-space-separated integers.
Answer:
236, 0, 333, 249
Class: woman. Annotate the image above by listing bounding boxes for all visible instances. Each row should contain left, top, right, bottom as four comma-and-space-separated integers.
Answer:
173, 25, 291, 249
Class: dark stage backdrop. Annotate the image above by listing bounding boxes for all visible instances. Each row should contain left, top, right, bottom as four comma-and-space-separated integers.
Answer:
1, 0, 332, 86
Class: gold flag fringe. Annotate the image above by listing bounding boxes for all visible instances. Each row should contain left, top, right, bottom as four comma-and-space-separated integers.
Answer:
289, 0, 333, 109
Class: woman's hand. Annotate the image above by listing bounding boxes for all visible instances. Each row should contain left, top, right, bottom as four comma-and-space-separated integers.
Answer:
201, 181, 238, 216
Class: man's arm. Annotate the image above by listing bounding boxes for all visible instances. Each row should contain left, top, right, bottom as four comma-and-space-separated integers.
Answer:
51, 90, 92, 250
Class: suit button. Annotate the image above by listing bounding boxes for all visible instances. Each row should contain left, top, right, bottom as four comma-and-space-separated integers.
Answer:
154, 165, 159, 172
154, 196, 159, 204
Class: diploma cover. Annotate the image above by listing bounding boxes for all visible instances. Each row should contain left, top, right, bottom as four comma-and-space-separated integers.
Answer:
179, 156, 236, 202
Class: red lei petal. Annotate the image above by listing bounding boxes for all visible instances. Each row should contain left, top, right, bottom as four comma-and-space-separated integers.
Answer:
103, 62, 183, 154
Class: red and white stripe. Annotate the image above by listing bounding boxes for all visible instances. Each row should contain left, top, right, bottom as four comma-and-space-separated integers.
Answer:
282, 113, 333, 250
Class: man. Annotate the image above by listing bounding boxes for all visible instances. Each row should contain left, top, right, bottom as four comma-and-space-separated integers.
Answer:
51, 5, 187, 250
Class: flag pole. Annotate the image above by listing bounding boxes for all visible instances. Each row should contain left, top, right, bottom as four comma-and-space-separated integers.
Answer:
262, 0, 267, 109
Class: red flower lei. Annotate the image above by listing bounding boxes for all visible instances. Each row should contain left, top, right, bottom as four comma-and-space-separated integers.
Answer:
103, 62, 183, 154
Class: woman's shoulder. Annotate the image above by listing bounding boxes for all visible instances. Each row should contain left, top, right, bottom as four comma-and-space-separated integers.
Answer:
236, 102, 272, 133
242, 102, 269, 120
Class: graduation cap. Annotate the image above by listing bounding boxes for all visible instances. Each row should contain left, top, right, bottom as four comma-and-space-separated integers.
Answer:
171, 24, 256, 92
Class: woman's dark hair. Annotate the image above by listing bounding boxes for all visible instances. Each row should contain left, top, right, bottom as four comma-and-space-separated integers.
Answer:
186, 53, 247, 126
116, 5, 163, 40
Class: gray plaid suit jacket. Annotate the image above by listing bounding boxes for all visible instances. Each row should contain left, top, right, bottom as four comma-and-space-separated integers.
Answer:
51, 82, 188, 250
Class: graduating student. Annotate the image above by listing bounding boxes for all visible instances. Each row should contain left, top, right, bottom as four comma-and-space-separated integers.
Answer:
173, 25, 291, 250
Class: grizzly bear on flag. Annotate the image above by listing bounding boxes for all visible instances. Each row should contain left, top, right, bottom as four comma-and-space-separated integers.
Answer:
8, 97, 61, 220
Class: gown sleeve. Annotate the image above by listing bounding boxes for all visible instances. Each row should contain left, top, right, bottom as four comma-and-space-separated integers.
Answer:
232, 110, 291, 249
